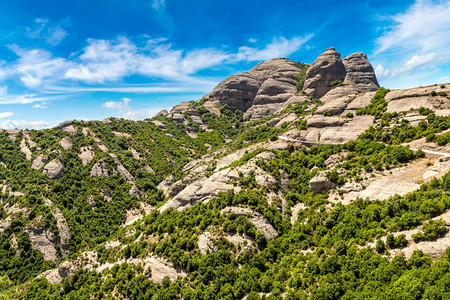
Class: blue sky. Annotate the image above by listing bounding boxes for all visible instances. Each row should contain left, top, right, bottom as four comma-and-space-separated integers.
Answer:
0, 0, 449, 129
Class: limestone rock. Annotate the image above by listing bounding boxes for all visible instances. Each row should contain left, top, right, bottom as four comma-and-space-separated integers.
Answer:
221, 207, 278, 239
302, 48, 346, 98
309, 171, 336, 193
208, 59, 301, 118
156, 109, 168, 116
26, 227, 58, 262
78, 147, 94, 165
59, 137, 73, 150
43, 160, 64, 179
31, 154, 49, 170
198, 232, 218, 255
152, 120, 167, 129
90, 162, 109, 177
342, 52, 379, 91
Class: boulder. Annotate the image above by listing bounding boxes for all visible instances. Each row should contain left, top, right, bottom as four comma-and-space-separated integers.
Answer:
59, 137, 73, 150
43, 160, 64, 179
302, 48, 346, 98
309, 171, 336, 193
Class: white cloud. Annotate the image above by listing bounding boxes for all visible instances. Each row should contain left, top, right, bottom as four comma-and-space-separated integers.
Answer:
9, 45, 70, 88
0, 119, 48, 130
373, 1, 450, 87
234, 35, 314, 62
376, 0, 450, 54
26, 18, 68, 46
0, 112, 13, 118
32, 102, 48, 109
398, 53, 442, 73
1, 34, 312, 102
103, 97, 161, 120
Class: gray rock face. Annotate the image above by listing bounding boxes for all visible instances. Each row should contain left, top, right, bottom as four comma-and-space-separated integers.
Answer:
309, 171, 336, 193
303, 48, 379, 99
32, 154, 49, 170
208, 59, 301, 115
43, 160, 64, 179
156, 109, 168, 116
303, 48, 346, 98
90, 162, 109, 177
342, 52, 379, 91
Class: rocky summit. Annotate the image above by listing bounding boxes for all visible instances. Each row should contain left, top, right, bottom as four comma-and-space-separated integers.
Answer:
1, 47, 450, 299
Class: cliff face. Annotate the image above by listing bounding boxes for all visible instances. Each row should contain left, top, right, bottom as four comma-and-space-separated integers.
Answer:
169, 47, 379, 121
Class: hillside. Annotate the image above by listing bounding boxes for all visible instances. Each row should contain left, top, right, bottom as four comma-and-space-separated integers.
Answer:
1, 47, 450, 299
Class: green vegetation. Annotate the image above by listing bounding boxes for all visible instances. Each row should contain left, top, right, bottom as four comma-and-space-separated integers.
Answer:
330, 80, 342, 87
356, 87, 390, 118
412, 219, 448, 242
295, 62, 309, 92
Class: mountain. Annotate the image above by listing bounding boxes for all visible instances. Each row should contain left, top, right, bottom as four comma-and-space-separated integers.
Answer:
1, 48, 450, 299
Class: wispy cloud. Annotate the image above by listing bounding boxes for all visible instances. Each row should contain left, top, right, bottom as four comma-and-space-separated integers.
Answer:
0, 112, 13, 118
0, 34, 312, 103
0, 119, 48, 130
26, 18, 68, 46
234, 35, 314, 62
374, 0, 450, 85
103, 97, 162, 120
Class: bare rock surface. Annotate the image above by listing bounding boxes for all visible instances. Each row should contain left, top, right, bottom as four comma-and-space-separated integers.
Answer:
221, 206, 278, 239
342, 52, 379, 91
331, 156, 450, 205
208, 58, 301, 119
90, 161, 110, 177
26, 227, 58, 262
198, 232, 218, 255
20, 138, 32, 160
156, 109, 168, 116
44, 198, 71, 256
78, 147, 94, 165
43, 159, 64, 179
310, 171, 335, 193
31, 154, 49, 170
159, 151, 276, 212
59, 137, 72, 150
302, 48, 346, 98
290, 203, 307, 225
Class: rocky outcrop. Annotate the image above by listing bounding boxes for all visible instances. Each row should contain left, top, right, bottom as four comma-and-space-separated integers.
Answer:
302, 48, 346, 98
221, 206, 278, 239
198, 232, 218, 255
90, 162, 110, 177
59, 137, 72, 150
207, 59, 302, 119
303, 48, 379, 99
31, 154, 49, 170
309, 171, 335, 193
342, 52, 379, 90
26, 227, 58, 262
43, 160, 64, 179
78, 147, 94, 165
156, 109, 168, 116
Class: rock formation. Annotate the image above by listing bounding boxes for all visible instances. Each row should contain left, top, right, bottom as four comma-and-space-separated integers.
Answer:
43, 160, 64, 179
302, 47, 379, 98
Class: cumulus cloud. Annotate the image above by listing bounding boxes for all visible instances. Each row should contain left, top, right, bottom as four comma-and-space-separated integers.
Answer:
103, 97, 161, 120
0, 119, 48, 130
151, 0, 166, 11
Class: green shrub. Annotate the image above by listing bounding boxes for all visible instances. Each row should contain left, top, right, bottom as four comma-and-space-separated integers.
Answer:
430, 91, 437, 96
323, 111, 332, 116
330, 80, 343, 87
346, 112, 354, 118
412, 219, 447, 242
